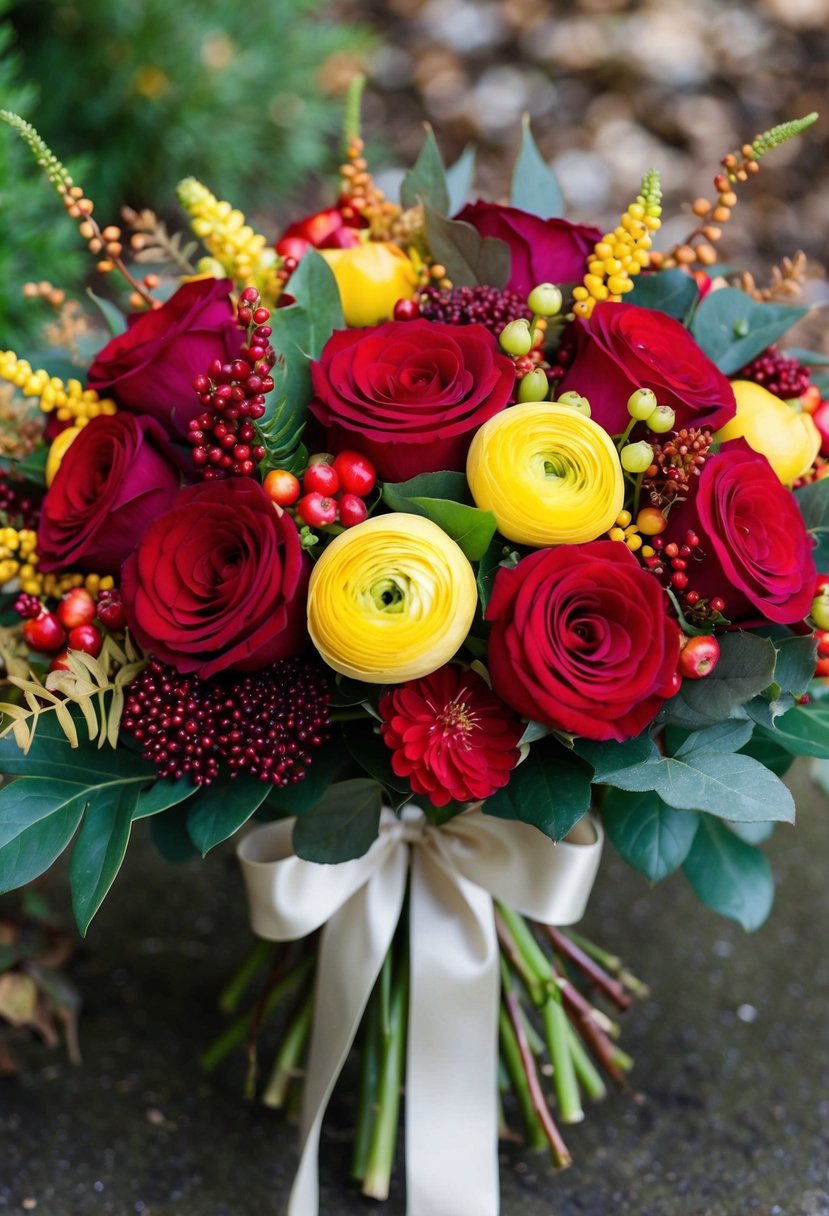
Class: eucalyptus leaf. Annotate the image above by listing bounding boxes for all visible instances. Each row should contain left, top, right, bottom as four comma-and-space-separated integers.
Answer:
758, 701, 829, 760
510, 114, 564, 218
603, 788, 699, 884
660, 633, 777, 727
423, 204, 510, 289
446, 145, 477, 214
627, 269, 698, 323
771, 634, 818, 699
690, 288, 807, 376
85, 287, 127, 337
682, 817, 774, 931
401, 125, 449, 214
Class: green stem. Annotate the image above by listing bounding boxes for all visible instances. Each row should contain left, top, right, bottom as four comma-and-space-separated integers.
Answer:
520, 1006, 546, 1057
343, 73, 365, 150
562, 930, 622, 976
497, 904, 550, 988
541, 998, 584, 1124
615, 417, 636, 451
200, 956, 314, 1073
262, 985, 315, 1109
351, 982, 383, 1182
632, 469, 646, 517
495, 908, 545, 1005
362, 948, 408, 1200
565, 1022, 607, 1103
498, 1005, 546, 1151
218, 939, 278, 1014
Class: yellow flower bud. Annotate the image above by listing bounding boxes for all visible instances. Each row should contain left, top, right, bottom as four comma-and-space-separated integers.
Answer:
307, 513, 477, 683
320, 242, 418, 328
466, 403, 624, 547
716, 380, 820, 485
45, 425, 82, 486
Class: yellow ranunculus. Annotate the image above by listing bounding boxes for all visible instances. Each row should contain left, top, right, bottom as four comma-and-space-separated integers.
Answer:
320, 242, 418, 328
45, 425, 82, 486
715, 379, 820, 485
307, 513, 477, 683
466, 402, 625, 546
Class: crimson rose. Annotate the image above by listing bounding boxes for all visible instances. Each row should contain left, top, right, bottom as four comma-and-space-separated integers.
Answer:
309, 319, 515, 481
486, 541, 681, 742
38, 414, 181, 575
87, 278, 243, 438
454, 202, 601, 298
665, 441, 815, 626
557, 302, 736, 435
121, 479, 310, 678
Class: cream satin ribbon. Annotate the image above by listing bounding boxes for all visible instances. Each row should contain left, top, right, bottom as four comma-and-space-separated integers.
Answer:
238, 805, 604, 1216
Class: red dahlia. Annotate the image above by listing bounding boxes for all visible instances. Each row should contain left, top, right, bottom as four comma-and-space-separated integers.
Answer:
379, 666, 523, 808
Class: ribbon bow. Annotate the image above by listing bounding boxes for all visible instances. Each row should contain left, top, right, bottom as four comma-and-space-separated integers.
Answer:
238, 805, 603, 1216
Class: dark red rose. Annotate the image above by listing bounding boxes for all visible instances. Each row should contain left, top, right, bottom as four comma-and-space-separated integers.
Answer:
121, 479, 310, 678
557, 302, 736, 435
37, 414, 181, 575
87, 279, 243, 438
309, 319, 515, 481
665, 441, 815, 626
486, 541, 681, 742
454, 202, 601, 299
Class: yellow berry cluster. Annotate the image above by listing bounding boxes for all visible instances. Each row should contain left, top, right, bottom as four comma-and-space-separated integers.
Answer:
176, 178, 280, 301
0, 525, 115, 599
606, 510, 659, 559
0, 352, 117, 428
573, 170, 662, 320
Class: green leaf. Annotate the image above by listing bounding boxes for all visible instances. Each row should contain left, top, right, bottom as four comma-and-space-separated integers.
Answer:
796, 479, 829, 572
739, 734, 795, 778
0, 713, 155, 784
401, 124, 449, 215
150, 802, 197, 864
383, 471, 472, 508
758, 701, 829, 760
690, 288, 808, 376
343, 720, 411, 810
186, 775, 270, 855
292, 778, 383, 863
476, 540, 507, 613
660, 633, 777, 727
784, 347, 829, 367
0, 778, 86, 892
509, 114, 563, 218
673, 719, 754, 758
771, 634, 817, 699
446, 145, 476, 214
423, 204, 510, 289
682, 817, 774, 931
627, 268, 698, 322
603, 788, 699, 883
484, 739, 592, 841
69, 784, 137, 935
85, 287, 127, 337
575, 731, 659, 780
727, 819, 776, 845
382, 472, 496, 560
7, 445, 47, 487
132, 777, 198, 821
269, 248, 344, 423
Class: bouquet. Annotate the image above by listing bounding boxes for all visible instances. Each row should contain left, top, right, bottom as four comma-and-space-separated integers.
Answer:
0, 81, 827, 1214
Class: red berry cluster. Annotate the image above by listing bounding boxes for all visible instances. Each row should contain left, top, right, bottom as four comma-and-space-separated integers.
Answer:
0, 473, 42, 531
264, 450, 376, 531
642, 531, 727, 623
643, 428, 712, 508
15, 587, 116, 671
738, 346, 810, 400
120, 657, 330, 786
418, 284, 532, 337
187, 287, 274, 480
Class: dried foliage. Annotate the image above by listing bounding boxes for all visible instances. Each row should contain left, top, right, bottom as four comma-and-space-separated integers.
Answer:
734, 252, 809, 303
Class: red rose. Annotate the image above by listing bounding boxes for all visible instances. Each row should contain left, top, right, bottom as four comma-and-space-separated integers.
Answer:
486, 541, 681, 742
121, 479, 310, 678
454, 202, 601, 298
309, 319, 515, 481
87, 279, 243, 439
557, 302, 736, 435
665, 441, 815, 626
37, 414, 181, 575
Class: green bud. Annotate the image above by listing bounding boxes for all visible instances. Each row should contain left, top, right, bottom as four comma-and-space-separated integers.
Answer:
627, 387, 658, 421
517, 368, 550, 402
556, 391, 591, 417
811, 593, 829, 631
620, 441, 654, 474
647, 405, 676, 434
498, 319, 533, 357
526, 282, 563, 317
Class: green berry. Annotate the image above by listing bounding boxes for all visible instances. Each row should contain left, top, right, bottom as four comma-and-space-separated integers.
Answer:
499, 319, 533, 357
627, 387, 658, 421
556, 391, 591, 417
812, 593, 829, 631
517, 368, 550, 402
647, 405, 676, 434
620, 441, 654, 473
526, 283, 563, 317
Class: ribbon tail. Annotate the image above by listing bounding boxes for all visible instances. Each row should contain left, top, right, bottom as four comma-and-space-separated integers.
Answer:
406, 850, 500, 1216
287, 845, 408, 1216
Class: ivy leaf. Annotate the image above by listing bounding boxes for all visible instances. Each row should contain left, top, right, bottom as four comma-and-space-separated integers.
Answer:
446, 145, 476, 214
186, 775, 270, 855
401, 124, 449, 214
423, 204, 510, 289
69, 784, 138, 935
682, 817, 774, 931
603, 788, 699, 883
627, 269, 698, 323
484, 738, 592, 841
293, 778, 383, 863
690, 288, 808, 376
0, 778, 87, 892
510, 114, 564, 218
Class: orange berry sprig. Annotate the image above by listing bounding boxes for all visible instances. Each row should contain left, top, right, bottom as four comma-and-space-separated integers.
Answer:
0, 111, 159, 310
338, 74, 401, 240
572, 170, 662, 320
658, 113, 818, 273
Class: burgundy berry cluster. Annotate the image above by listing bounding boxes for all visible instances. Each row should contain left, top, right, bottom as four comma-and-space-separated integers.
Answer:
187, 286, 274, 480
264, 450, 376, 530
15, 586, 127, 672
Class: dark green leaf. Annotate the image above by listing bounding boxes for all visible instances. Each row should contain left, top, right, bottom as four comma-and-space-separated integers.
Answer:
690, 288, 808, 376
784, 348, 829, 367
69, 784, 137, 935
603, 788, 699, 883
628, 269, 698, 322
673, 719, 754, 758
484, 739, 592, 841
476, 541, 506, 613
682, 817, 774, 931
423, 204, 510, 289
0, 778, 86, 892
727, 819, 776, 845
186, 775, 270, 855
85, 287, 127, 336
403, 498, 497, 561
343, 720, 411, 810
401, 124, 449, 215
0, 713, 154, 784
132, 777, 197, 820
739, 734, 795, 778
574, 732, 659, 780
446, 144, 476, 215
329, 677, 381, 708
7, 446, 47, 487
510, 114, 563, 218
771, 634, 818, 699
383, 471, 472, 508
758, 701, 829, 760
264, 738, 350, 817
796, 479, 829, 572
150, 803, 197, 864
293, 778, 383, 863
660, 633, 777, 727
270, 248, 344, 422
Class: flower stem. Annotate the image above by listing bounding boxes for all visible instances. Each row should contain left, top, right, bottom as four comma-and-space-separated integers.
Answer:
540, 924, 631, 1011
498, 1004, 546, 1151
218, 939, 278, 1014
495, 908, 545, 1004
262, 984, 315, 1109
565, 1022, 607, 1103
541, 997, 584, 1124
351, 981, 383, 1182
200, 955, 314, 1074
362, 947, 408, 1201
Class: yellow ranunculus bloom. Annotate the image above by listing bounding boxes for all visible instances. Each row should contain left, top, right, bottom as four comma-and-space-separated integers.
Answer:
45, 425, 82, 486
466, 402, 625, 546
716, 379, 820, 485
320, 242, 418, 328
307, 513, 477, 683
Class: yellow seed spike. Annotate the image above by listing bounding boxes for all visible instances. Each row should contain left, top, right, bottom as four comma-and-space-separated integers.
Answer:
0, 350, 116, 425
177, 177, 280, 302
576, 170, 661, 317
